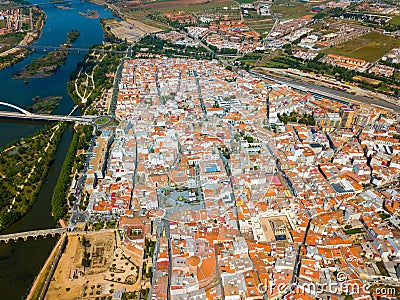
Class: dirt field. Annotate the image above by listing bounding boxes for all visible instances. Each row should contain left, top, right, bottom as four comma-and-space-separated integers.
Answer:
105, 18, 162, 43
46, 231, 144, 300
353, 75, 381, 86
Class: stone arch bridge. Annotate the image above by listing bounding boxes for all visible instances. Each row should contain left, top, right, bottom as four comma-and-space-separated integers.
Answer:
0, 228, 67, 243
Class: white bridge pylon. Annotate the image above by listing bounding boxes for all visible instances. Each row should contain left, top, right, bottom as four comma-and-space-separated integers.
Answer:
0, 101, 32, 115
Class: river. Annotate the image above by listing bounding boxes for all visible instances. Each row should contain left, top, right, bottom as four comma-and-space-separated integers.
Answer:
0, 1, 114, 298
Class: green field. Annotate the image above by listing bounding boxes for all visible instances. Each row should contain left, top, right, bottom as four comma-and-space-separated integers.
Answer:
142, 0, 238, 13
322, 31, 400, 62
0, 32, 24, 45
270, 2, 315, 19
247, 18, 274, 35
196, 5, 241, 19
389, 15, 400, 25
180, 0, 238, 12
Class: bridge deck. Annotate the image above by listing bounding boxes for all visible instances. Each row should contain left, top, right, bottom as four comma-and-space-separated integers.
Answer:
0, 111, 95, 123
0, 228, 67, 241
0, 227, 121, 242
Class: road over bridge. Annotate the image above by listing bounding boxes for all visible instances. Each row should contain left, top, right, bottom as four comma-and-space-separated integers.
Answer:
0, 228, 67, 243
0, 110, 95, 123
1, 44, 129, 54
0, 227, 123, 243
0, 101, 98, 123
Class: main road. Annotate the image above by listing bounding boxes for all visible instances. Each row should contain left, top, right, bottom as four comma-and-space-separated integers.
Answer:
249, 70, 400, 113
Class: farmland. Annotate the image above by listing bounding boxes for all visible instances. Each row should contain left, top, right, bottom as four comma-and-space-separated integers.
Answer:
270, 1, 315, 19
138, 0, 237, 12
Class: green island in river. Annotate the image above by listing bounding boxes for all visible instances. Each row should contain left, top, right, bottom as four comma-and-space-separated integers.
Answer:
12, 30, 80, 80
67, 29, 80, 43
0, 122, 67, 231
27, 96, 63, 114
0, 121, 94, 229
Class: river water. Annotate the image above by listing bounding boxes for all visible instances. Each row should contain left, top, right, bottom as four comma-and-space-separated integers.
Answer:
0, 1, 114, 298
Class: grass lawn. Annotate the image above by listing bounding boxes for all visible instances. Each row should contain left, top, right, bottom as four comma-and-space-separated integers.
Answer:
378, 211, 391, 220
95, 116, 110, 125
322, 31, 400, 62
395, 70, 400, 81
344, 228, 364, 235
238, 52, 265, 66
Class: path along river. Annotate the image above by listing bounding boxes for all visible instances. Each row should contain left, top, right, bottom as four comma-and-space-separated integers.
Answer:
0, 1, 114, 298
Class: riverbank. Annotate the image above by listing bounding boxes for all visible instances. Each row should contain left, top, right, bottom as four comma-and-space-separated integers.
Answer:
88, 0, 170, 32
67, 43, 127, 113
0, 1, 116, 298
87, 0, 123, 19
25, 235, 63, 300
0, 6, 46, 70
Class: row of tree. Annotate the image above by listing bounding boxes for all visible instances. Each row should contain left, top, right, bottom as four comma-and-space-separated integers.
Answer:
51, 125, 93, 220
51, 128, 80, 220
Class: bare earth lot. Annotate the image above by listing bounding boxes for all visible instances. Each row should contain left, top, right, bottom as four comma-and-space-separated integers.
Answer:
46, 231, 143, 300
105, 18, 162, 43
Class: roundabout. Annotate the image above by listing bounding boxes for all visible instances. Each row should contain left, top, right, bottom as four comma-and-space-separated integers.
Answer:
94, 115, 112, 126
